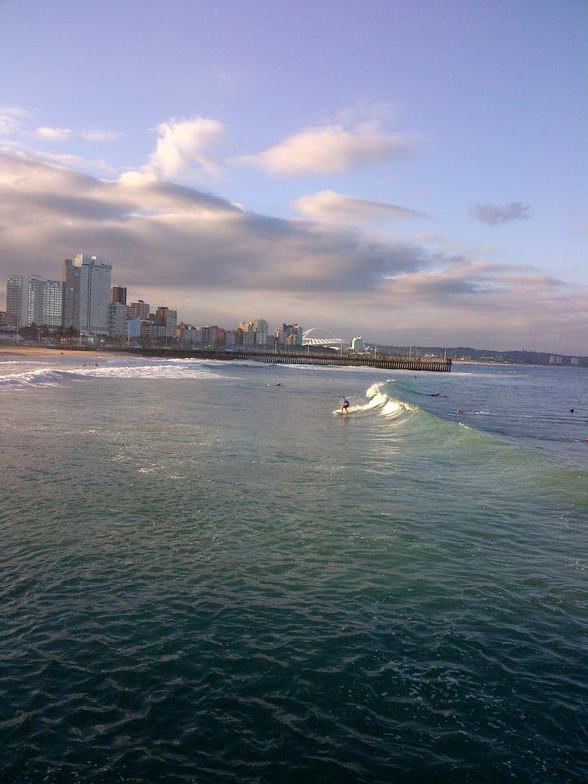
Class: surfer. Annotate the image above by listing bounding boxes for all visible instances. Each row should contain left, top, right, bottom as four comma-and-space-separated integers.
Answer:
341, 396, 350, 414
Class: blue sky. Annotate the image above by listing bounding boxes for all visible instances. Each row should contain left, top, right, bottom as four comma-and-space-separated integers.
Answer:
1, 0, 586, 351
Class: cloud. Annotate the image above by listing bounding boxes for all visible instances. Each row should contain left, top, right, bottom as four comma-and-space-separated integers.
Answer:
473, 201, 530, 225
35, 126, 72, 141
239, 120, 413, 176
79, 130, 121, 142
39, 151, 114, 174
0, 105, 119, 152
0, 152, 585, 353
0, 152, 427, 292
0, 106, 30, 135
0, 108, 120, 149
293, 190, 428, 226
35, 127, 121, 143
145, 117, 225, 179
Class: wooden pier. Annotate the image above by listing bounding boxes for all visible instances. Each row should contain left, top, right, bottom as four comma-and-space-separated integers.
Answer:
141, 348, 452, 372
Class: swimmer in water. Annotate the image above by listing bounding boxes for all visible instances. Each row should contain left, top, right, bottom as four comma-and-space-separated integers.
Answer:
570, 407, 575, 414
341, 396, 350, 414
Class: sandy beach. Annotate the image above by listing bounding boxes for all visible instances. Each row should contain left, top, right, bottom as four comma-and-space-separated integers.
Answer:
0, 345, 127, 359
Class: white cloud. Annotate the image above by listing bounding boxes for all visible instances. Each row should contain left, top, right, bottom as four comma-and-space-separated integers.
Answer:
35, 126, 72, 141
39, 151, 114, 173
146, 117, 225, 178
293, 190, 428, 226
35, 126, 120, 143
0, 152, 585, 353
239, 120, 413, 176
0, 109, 119, 148
118, 169, 159, 187
0, 106, 30, 135
473, 201, 530, 225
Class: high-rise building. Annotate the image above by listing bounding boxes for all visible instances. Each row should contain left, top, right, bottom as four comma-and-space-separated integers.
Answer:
62, 254, 112, 334
43, 280, 63, 327
351, 336, 364, 352
281, 323, 303, 346
238, 321, 256, 348
112, 285, 127, 305
108, 302, 129, 338
254, 318, 268, 347
6, 274, 62, 328
129, 299, 150, 319
127, 317, 142, 339
178, 324, 199, 347
197, 325, 221, 347
238, 319, 268, 348
155, 306, 177, 338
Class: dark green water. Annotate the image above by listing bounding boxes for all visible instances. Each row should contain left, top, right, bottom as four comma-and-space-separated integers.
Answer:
1, 355, 587, 782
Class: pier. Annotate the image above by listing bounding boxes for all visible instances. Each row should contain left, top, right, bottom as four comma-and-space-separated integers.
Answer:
141, 348, 452, 372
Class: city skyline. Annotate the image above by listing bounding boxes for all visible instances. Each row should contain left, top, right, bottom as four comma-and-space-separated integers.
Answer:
2, 249, 586, 357
4, 252, 308, 350
1, 1, 587, 353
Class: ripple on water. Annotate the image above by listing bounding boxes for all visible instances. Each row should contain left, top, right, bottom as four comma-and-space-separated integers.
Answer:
1, 363, 587, 783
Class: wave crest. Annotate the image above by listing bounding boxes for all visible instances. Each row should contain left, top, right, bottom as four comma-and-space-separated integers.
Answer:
333, 381, 415, 419
0, 362, 224, 390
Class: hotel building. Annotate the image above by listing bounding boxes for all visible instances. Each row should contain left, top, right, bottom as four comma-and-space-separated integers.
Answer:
62, 254, 112, 334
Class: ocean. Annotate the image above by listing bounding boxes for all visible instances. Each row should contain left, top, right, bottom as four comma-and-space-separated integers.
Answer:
1, 351, 587, 783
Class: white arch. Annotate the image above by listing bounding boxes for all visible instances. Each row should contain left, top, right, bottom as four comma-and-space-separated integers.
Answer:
302, 327, 345, 348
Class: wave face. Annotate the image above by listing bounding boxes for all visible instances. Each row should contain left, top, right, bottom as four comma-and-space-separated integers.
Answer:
334, 371, 588, 466
1, 354, 587, 783
333, 381, 414, 418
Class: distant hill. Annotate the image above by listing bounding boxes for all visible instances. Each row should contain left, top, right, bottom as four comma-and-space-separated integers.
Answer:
373, 345, 587, 367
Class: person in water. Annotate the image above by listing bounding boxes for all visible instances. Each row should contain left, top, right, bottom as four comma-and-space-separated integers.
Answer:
341, 396, 350, 414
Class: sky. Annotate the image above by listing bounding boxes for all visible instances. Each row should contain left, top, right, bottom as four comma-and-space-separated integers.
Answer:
0, 0, 586, 352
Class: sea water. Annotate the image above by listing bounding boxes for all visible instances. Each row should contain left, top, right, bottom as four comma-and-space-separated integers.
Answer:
1, 352, 587, 783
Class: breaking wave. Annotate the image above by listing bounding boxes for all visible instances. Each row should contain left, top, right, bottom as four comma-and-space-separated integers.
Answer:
0, 362, 225, 390
333, 381, 416, 419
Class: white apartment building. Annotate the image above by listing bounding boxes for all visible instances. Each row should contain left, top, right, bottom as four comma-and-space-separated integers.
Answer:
6, 274, 63, 329
43, 279, 63, 327
108, 301, 129, 338
62, 254, 112, 334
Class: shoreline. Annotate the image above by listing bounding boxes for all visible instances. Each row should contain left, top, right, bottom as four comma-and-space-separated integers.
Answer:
0, 345, 127, 359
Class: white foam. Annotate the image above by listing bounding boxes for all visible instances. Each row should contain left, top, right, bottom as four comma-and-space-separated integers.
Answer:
0, 362, 229, 390
333, 381, 415, 419
0, 368, 69, 389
